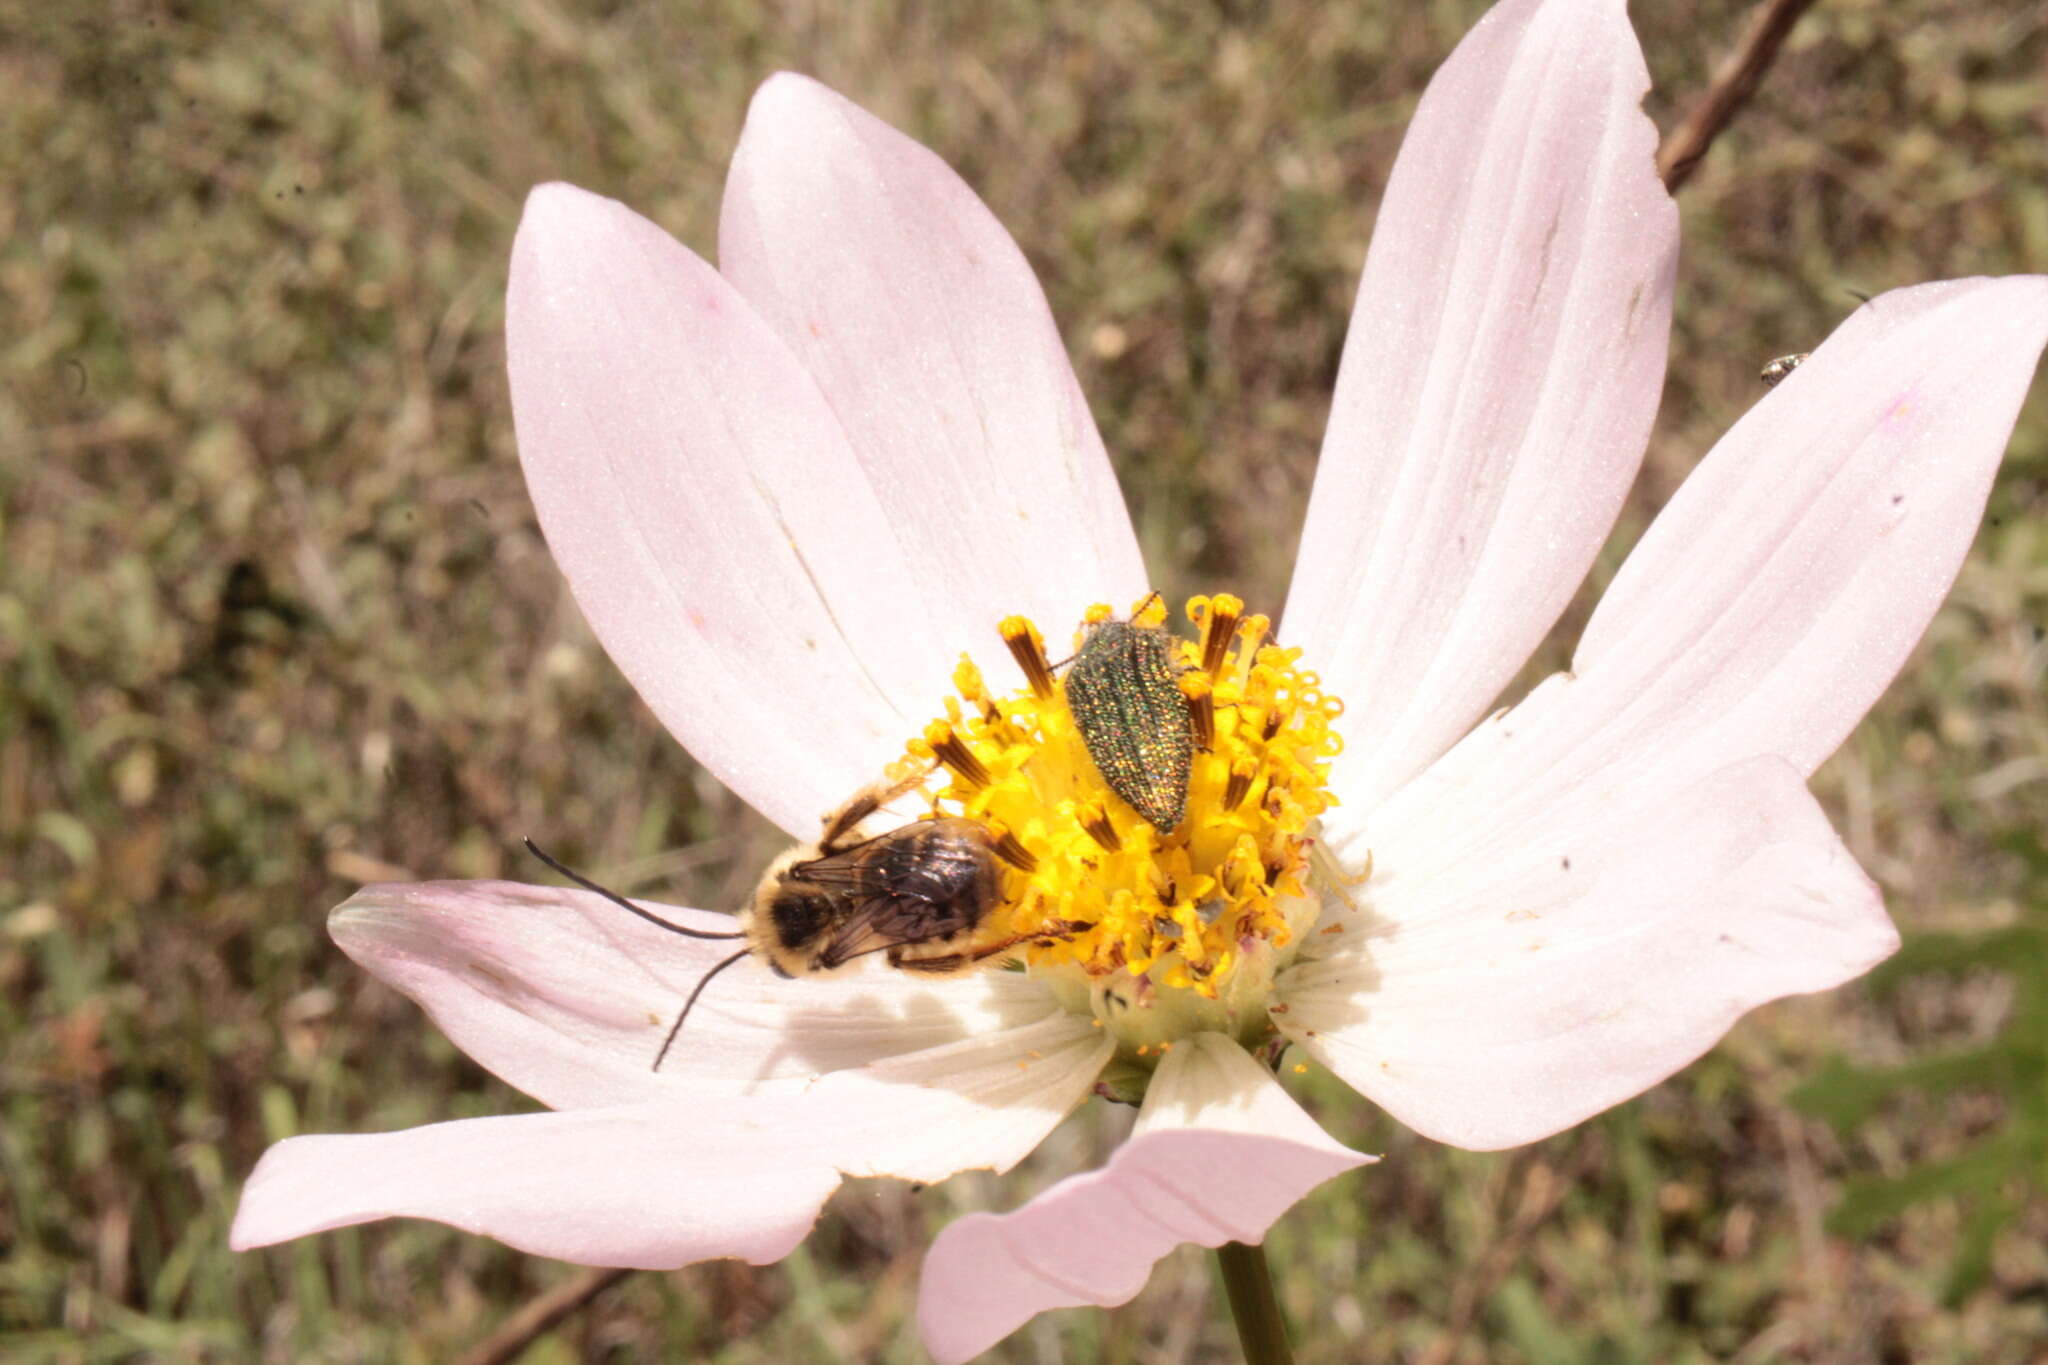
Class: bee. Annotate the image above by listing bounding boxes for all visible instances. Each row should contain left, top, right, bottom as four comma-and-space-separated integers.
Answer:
1063, 599, 1194, 834
743, 772, 1011, 979
528, 768, 1063, 1071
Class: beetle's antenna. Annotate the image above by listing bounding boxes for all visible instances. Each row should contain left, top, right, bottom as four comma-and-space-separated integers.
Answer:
523, 838, 745, 942
653, 947, 750, 1071
1045, 590, 1174, 673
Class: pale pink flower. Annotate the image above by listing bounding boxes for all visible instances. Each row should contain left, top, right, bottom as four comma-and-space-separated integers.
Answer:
231, 0, 2048, 1358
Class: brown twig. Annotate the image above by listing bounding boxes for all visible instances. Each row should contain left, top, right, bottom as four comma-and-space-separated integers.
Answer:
455, 1266, 634, 1365
1657, 0, 1821, 191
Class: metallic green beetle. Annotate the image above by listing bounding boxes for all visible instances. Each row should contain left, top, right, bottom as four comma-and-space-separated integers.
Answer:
1064, 612, 1193, 834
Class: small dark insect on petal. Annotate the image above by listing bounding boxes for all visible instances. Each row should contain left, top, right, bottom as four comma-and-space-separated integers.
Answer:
1065, 619, 1193, 832
1759, 351, 1810, 388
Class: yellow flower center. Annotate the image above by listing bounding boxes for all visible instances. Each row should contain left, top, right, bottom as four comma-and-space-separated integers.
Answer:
895, 594, 1344, 1053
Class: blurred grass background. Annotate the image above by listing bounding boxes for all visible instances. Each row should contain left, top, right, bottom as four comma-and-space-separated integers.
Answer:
5, 0, 2048, 1360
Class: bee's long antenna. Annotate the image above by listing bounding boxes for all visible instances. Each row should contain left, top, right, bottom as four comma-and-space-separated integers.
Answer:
654, 947, 750, 1071
523, 838, 745, 942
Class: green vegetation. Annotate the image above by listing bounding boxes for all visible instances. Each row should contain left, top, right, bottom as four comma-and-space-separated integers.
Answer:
1795, 828, 2048, 1311
5, 0, 2045, 1359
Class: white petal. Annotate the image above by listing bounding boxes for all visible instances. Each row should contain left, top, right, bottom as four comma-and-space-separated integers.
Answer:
1343, 274, 2048, 896
1128, 1030, 1351, 1144
331, 879, 1082, 1113
1346, 276, 2048, 879
1285, 0, 1676, 823
507, 182, 967, 838
819, 1009, 1114, 1181
720, 74, 1148, 676
234, 1014, 1110, 1267
1572, 275, 2048, 780
231, 1104, 839, 1268
917, 1035, 1370, 1363
1281, 756, 1893, 1150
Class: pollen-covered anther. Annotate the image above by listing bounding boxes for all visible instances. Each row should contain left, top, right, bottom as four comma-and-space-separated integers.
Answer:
999, 615, 1056, 701
1223, 755, 1259, 811
923, 721, 991, 789
1180, 671, 1216, 751
1198, 593, 1242, 677
1077, 801, 1121, 852
986, 821, 1039, 874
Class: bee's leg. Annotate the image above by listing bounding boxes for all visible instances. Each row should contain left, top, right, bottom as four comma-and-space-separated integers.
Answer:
889, 920, 1091, 975
887, 945, 1006, 975
818, 764, 938, 853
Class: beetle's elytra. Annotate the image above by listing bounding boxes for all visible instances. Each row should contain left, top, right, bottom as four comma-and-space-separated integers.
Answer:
1065, 617, 1193, 833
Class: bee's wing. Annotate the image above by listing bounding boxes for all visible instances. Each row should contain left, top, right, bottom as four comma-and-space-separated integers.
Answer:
783, 844, 898, 894
813, 895, 968, 971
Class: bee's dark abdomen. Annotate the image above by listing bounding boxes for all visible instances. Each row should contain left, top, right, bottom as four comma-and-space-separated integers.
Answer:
1065, 621, 1192, 832
878, 819, 1002, 915
770, 888, 838, 953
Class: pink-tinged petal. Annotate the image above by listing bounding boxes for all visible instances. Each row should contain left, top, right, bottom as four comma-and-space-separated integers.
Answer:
918, 1034, 1371, 1364
815, 1009, 1114, 1180
233, 1006, 1108, 1267
1571, 275, 2048, 781
719, 74, 1147, 671
230, 1104, 840, 1267
330, 880, 1081, 1114
1284, 0, 1676, 822
1340, 276, 2048, 888
1280, 756, 1893, 1151
507, 182, 969, 838
235, 1009, 1111, 1263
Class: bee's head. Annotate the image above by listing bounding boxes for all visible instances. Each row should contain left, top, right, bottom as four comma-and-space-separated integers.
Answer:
744, 879, 840, 978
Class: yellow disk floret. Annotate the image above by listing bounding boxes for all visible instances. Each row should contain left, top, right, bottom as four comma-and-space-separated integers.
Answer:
901, 594, 1344, 1020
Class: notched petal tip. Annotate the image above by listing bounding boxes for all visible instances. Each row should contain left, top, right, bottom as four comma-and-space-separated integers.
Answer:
229, 1133, 392, 1253
1284, 0, 1676, 820
916, 1035, 1370, 1362
744, 69, 847, 120
718, 53, 1147, 690
229, 1109, 843, 1270
328, 878, 420, 917
324, 878, 542, 949
917, 1126, 1370, 1364
506, 135, 950, 832
326, 880, 419, 950
314, 877, 729, 1112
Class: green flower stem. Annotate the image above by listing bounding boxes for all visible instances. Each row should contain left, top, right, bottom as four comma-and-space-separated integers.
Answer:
1215, 1240, 1294, 1365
